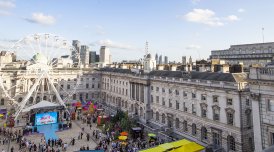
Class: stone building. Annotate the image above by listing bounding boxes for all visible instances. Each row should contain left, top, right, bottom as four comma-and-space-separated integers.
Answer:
209, 42, 274, 66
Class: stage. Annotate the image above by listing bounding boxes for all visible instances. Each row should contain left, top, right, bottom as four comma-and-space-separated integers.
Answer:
33, 123, 59, 140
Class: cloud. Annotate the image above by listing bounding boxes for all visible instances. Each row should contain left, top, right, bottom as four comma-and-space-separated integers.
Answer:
94, 39, 138, 50
177, 9, 224, 27
0, 0, 16, 8
238, 9, 245, 12
227, 15, 240, 20
84, 25, 89, 28
0, 43, 10, 49
2, 38, 19, 42
0, 10, 13, 16
58, 15, 62, 17
96, 26, 103, 29
196, 33, 199, 36
191, 0, 200, 5
186, 45, 202, 49
23, 13, 56, 25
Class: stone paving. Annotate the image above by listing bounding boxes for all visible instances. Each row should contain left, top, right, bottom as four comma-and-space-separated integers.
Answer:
0, 115, 99, 152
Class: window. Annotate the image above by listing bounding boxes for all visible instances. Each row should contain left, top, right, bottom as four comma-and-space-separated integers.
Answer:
126, 89, 128, 95
18, 97, 23, 102
151, 86, 153, 90
162, 98, 165, 106
92, 93, 94, 98
271, 133, 274, 146
269, 47, 272, 53
73, 94, 76, 100
201, 127, 207, 140
214, 110, 219, 121
202, 107, 206, 118
156, 96, 159, 103
86, 93, 88, 99
239, 48, 242, 54
126, 82, 128, 86
247, 113, 251, 126
213, 96, 218, 103
162, 114, 165, 124
92, 85, 94, 88
98, 84, 100, 88
86, 84, 89, 89
176, 101, 179, 110
183, 91, 187, 97
176, 90, 179, 95
227, 113, 234, 125
86, 78, 89, 81
74, 78, 77, 81
122, 88, 124, 94
184, 102, 187, 112
192, 104, 196, 114
68, 78, 70, 81
67, 85, 70, 89
1, 99, 4, 105
169, 89, 172, 94
192, 124, 197, 136
60, 85, 63, 90
269, 100, 274, 111
183, 121, 187, 132
120, 81, 121, 84
192, 93, 196, 98
162, 88, 165, 93
201, 94, 206, 100
260, 47, 264, 53
176, 118, 179, 128
228, 136, 236, 151
151, 95, 153, 103
156, 112, 159, 121
92, 78, 95, 80
246, 99, 250, 106
227, 99, 233, 105
156, 87, 159, 91
169, 99, 172, 108
252, 48, 256, 54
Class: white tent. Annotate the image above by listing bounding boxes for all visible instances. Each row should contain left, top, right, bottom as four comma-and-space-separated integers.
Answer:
22, 101, 60, 112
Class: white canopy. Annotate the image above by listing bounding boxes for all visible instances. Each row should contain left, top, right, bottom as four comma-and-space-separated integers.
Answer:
22, 101, 60, 112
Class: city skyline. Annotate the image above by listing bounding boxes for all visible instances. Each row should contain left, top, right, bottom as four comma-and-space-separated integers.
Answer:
0, 0, 274, 62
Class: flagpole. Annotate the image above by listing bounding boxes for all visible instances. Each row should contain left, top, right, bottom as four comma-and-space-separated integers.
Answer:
262, 28, 264, 43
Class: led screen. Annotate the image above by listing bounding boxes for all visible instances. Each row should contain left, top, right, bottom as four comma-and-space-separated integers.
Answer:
35, 112, 57, 125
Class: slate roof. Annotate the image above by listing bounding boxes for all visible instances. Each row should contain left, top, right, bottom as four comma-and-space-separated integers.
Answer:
100, 68, 131, 73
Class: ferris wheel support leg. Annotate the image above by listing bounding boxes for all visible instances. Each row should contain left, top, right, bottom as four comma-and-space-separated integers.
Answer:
45, 72, 70, 115
14, 70, 47, 120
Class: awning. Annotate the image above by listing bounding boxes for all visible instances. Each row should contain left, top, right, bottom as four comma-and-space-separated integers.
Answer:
169, 139, 191, 148
0, 111, 7, 114
139, 146, 165, 152
159, 143, 174, 150
174, 142, 205, 152
132, 127, 142, 131
22, 101, 60, 112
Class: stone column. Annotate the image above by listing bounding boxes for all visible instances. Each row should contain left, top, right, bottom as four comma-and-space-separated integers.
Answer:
130, 83, 132, 100
135, 83, 137, 101
139, 84, 141, 102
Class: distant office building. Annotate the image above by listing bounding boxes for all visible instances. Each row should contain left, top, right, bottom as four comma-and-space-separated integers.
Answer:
182, 56, 186, 65
209, 42, 274, 66
89, 51, 96, 64
96, 55, 100, 62
155, 53, 158, 64
159, 55, 162, 64
72, 40, 81, 64
189, 56, 192, 64
80, 45, 89, 65
164, 56, 168, 64
109, 55, 112, 64
99, 46, 110, 64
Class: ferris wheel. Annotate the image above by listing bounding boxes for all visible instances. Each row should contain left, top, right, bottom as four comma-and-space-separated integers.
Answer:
0, 33, 82, 120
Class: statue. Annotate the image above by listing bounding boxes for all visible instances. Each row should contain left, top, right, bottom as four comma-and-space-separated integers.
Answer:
83, 103, 95, 115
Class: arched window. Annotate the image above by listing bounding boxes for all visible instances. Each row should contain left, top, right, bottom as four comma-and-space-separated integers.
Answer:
18, 97, 23, 103
252, 47, 256, 53
43, 96, 47, 101
183, 121, 187, 132
246, 48, 249, 53
156, 112, 159, 121
228, 136, 235, 151
1, 99, 4, 105
162, 114, 165, 124
269, 47, 272, 53
192, 124, 196, 135
176, 118, 179, 129
29, 97, 33, 104
53, 95, 56, 102
201, 127, 207, 140
36, 96, 40, 103
239, 48, 242, 54
260, 47, 264, 53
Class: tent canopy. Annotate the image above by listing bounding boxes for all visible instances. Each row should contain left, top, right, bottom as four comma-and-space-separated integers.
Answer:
159, 143, 174, 150
175, 142, 205, 152
22, 101, 60, 112
169, 139, 191, 148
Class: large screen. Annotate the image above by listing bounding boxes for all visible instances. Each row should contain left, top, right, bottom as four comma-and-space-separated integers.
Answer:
35, 112, 57, 125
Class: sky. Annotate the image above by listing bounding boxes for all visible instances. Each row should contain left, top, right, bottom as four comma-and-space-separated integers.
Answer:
0, 0, 274, 63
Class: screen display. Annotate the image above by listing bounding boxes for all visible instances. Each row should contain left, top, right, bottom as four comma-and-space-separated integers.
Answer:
35, 112, 57, 125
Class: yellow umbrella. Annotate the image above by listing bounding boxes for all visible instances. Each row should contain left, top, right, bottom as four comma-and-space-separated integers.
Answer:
77, 107, 82, 109
0, 114, 3, 117
118, 136, 127, 140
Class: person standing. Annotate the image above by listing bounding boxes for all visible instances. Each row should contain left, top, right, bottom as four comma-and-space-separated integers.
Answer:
10, 146, 14, 152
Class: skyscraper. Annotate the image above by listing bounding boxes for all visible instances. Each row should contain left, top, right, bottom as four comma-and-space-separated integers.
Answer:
72, 40, 81, 64
96, 55, 100, 62
99, 46, 110, 64
164, 56, 168, 64
159, 55, 162, 64
189, 56, 192, 64
182, 56, 186, 65
81, 45, 89, 65
89, 51, 96, 64
155, 53, 158, 64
